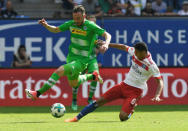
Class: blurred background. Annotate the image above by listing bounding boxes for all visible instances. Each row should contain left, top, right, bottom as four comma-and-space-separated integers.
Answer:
0, 0, 188, 107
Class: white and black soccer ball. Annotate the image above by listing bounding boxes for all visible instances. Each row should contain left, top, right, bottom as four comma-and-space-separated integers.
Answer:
51, 103, 66, 118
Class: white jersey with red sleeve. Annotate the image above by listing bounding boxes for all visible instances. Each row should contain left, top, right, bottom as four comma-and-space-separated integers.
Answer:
124, 47, 161, 90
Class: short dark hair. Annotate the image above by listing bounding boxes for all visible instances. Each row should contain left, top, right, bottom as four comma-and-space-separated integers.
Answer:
18, 45, 26, 52
73, 5, 85, 15
134, 42, 148, 52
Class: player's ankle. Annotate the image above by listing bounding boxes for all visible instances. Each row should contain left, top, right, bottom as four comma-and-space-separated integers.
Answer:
75, 116, 79, 121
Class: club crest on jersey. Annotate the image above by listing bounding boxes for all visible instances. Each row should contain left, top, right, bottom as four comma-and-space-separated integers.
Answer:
83, 26, 87, 30
132, 56, 149, 71
142, 64, 148, 70
71, 28, 87, 36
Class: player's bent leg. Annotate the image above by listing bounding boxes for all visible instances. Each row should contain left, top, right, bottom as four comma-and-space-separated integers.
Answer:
120, 84, 142, 121
70, 72, 103, 88
64, 60, 94, 87
25, 65, 64, 100
102, 82, 123, 103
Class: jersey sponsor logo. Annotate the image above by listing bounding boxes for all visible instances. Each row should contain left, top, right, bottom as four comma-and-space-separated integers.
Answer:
132, 64, 142, 75
71, 28, 87, 36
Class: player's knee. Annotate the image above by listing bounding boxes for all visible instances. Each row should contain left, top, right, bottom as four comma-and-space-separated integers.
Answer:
69, 82, 77, 87
119, 112, 129, 122
96, 97, 107, 106
69, 80, 78, 87
63, 64, 73, 76
119, 114, 129, 122
55, 66, 64, 77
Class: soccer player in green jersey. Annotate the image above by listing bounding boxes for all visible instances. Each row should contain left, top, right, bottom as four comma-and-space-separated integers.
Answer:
71, 15, 103, 111
25, 5, 111, 100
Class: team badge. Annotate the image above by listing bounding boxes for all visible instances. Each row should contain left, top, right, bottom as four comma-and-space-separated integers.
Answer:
83, 26, 87, 30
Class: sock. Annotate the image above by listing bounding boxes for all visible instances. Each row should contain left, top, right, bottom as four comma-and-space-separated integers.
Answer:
89, 81, 97, 99
77, 74, 93, 86
128, 113, 132, 119
37, 73, 60, 95
76, 101, 98, 120
72, 98, 77, 105
72, 87, 78, 101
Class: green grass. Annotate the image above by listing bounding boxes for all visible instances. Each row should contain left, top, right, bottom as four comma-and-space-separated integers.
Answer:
0, 105, 188, 131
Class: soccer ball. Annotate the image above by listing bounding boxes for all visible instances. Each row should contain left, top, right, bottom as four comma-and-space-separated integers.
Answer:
51, 103, 66, 118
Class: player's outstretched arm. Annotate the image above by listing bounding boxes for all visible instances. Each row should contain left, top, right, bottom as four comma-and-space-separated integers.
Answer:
102, 32, 111, 47
151, 78, 164, 102
99, 32, 111, 53
38, 18, 61, 33
109, 43, 129, 52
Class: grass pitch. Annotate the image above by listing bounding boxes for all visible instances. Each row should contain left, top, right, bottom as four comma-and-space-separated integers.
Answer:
0, 105, 188, 131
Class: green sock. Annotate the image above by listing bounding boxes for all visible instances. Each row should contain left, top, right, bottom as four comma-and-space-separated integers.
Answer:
72, 87, 78, 100
89, 81, 97, 99
77, 74, 93, 86
38, 73, 60, 94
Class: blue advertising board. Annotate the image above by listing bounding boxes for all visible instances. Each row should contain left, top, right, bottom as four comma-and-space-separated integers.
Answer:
0, 18, 187, 67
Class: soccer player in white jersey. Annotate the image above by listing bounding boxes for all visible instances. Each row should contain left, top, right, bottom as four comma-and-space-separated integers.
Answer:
64, 41, 164, 122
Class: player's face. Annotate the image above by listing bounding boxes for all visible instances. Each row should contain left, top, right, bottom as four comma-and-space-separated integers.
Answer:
73, 12, 85, 26
19, 48, 26, 58
135, 49, 147, 60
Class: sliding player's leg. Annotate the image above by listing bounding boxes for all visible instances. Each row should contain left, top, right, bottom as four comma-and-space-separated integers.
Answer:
119, 85, 142, 122
119, 96, 140, 121
64, 82, 124, 122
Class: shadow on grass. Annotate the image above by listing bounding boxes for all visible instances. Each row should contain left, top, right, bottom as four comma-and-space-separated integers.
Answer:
0, 105, 188, 113
0, 121, 48, 124
81, 120, 120, 123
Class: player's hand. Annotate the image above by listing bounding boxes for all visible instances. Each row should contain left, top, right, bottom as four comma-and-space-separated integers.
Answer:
95, 39, 109, 53
95, 39, 105, 46
38, 18, 48, 26
99, 44, 108, 54
151, 96, 163, 102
